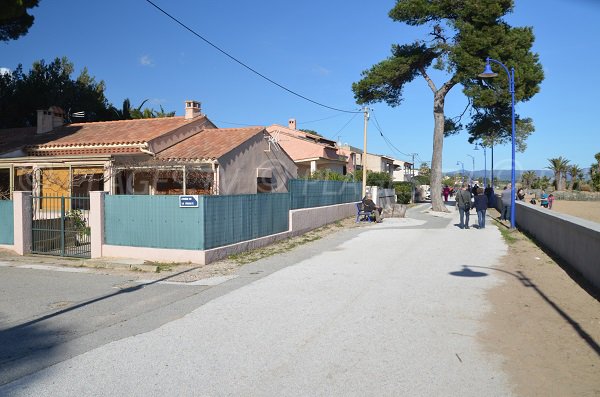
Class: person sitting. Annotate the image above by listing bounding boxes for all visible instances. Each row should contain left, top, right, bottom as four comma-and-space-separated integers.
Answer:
362, 193, 382, 223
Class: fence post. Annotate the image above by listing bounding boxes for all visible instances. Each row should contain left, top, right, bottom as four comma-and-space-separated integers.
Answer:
89, 191, 105, 259
13, 191, 32, 255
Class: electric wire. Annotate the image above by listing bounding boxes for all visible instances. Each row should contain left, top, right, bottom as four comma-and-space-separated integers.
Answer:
370, 111, 413, 161
299, 113, 347, 125
145, 0, 362, 114
211, 119, 256, 127
328, 112, 359, 140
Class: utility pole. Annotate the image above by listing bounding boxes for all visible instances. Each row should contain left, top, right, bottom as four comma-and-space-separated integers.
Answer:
410, 153, 417, 178
362, 107, 369, 198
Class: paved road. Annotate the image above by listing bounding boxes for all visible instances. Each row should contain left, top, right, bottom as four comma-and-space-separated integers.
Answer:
0, 205, 513, 396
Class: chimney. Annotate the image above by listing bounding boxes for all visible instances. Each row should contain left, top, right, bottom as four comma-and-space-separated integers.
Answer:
288, 118, 296, 130
37, 106, 64, 134
185, 100, 202, 119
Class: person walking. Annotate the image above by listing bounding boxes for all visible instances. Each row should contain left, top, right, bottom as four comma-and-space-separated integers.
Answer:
548, 193, 555, 210
500, 184, 512, 222
474, 187, 488, 229
456, 184, 472, 229
484, 185, 495, 208
443, 185, 450, 202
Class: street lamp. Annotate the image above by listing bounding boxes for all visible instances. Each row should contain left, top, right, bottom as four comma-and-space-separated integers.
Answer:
456, 161, 465, 184
466, 154, 475, 186
479, 57, 516, 229
474, 143, 487, 187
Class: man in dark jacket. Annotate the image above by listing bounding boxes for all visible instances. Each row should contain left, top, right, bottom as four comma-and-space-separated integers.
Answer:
455, 184, 472, 229
362, 193, 382, 223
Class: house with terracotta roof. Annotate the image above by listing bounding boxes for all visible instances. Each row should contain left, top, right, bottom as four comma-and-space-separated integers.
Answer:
266, 119, 348, 177
0, 101, 297, 201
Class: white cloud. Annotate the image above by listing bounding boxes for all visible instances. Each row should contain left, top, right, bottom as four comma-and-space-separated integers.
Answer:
140, 55, 154, 67
312, 65, 331, 76
0, 67, 11, 75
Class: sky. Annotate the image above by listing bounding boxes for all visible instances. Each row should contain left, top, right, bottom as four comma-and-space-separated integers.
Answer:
2, 0, 599, 173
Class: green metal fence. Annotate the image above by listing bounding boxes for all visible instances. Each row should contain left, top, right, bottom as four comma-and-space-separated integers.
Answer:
203, 193, 290, 250
105, 195, 204, 250
102, 180, 355, 251
104, 193, 290, 250
289, 180, 361, 209
0, 200, 14, 245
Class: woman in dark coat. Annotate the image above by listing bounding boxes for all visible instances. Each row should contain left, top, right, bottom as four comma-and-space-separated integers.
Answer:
474, 187, 489, 229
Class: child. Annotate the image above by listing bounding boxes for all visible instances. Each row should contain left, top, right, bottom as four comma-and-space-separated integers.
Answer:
540, 191, 549, 208
548, 194, 554, 210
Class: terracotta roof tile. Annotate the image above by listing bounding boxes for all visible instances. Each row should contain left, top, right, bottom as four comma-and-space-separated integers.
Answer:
32, 117, 203, 148
0, 127, 37, 154
156, 127, 264, 161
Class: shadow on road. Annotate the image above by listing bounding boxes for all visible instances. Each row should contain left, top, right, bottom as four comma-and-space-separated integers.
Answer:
450, 265, 600, 358
0, 266, 201, 386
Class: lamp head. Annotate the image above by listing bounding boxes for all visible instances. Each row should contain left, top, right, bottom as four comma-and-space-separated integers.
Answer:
478, 59, 498, 78
474, 143, 480, 151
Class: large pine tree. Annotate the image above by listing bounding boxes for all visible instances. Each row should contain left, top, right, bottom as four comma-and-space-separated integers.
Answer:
352, 0, 543, 211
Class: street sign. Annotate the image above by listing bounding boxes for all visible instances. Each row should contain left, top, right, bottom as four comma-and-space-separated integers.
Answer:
179, 195, 199, 208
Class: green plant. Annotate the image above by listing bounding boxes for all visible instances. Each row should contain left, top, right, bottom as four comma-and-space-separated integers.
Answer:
66, 209, 90, 236
366, 171, 392, 188
393, 181, 413, 204
305, 169, 352, 182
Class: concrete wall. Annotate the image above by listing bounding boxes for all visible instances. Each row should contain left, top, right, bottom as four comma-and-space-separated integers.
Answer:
369, 187, 396, 209
515, 201, 600, 290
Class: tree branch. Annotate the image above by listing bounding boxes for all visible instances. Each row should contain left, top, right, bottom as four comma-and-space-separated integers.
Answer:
419, 66, 437, 94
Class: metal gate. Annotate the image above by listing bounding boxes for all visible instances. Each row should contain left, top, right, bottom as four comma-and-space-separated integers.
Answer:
31, 196, 91, 258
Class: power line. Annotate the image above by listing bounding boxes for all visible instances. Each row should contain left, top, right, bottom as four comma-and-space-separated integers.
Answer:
211, 119, 255, 127
329, 112, 359, 140
370, 111, 412, 160
145, 0, 362, 114
299, 113, 347, 125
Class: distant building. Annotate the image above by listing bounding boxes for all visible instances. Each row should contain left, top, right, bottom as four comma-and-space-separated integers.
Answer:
266, 119, 347, 177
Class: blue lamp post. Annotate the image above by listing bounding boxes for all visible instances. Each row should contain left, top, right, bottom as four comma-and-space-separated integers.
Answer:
466, 154, 475, 186
474, 143, 487, 187
456, 161, 465, 184
479, 57, 516, 229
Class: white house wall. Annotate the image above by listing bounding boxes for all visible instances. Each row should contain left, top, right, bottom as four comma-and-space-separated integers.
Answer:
218, 134, 297, 195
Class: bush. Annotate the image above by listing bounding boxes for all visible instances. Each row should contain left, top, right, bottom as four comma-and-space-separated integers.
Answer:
413, 174, 430, 186
393, 181, 413, 204
306, 169, 352, 181
366, 171, 392, 188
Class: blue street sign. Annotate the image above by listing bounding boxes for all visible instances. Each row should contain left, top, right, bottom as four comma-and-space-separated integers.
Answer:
179, 195, 199, 208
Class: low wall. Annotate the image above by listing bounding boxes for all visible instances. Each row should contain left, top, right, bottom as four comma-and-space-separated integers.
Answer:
515, 201, 600, 290
370, 187, 396, 209
101, 202, 358, 265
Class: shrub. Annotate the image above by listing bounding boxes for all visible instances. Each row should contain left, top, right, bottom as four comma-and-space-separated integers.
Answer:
393, 181, 413, 204
306, 169, 352, 181
366, 171, 393, 188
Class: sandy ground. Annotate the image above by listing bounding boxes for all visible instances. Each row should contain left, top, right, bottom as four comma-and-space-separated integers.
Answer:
544, 200, 600, 224
481, 211, 600, 397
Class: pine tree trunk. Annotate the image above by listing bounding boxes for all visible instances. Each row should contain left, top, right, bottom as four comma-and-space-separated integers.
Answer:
430, 91, 447, 212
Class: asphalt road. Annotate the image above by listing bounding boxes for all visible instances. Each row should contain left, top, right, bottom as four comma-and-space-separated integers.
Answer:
0, 204, 513, 396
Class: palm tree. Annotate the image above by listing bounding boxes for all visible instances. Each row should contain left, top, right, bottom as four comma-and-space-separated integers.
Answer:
112, 98, 148, 120
521, 170, 537, 190
568, 165, 583, 190
547, 156, 570, 191
590, 152, 600, 191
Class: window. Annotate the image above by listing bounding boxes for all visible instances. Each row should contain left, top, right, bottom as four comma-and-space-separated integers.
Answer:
0, 168, 9, 199
257, 177, 272, 193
